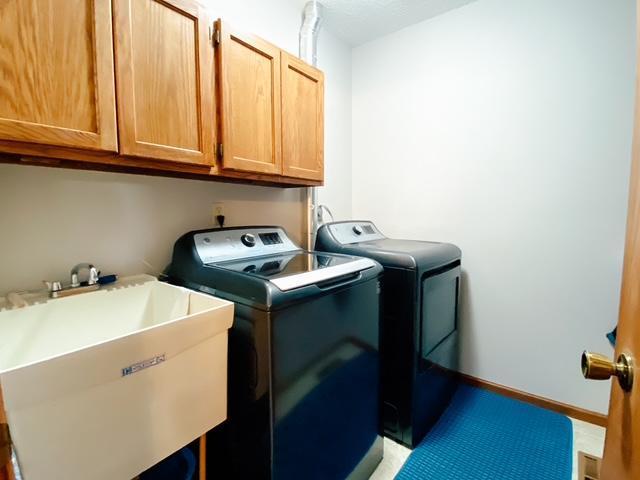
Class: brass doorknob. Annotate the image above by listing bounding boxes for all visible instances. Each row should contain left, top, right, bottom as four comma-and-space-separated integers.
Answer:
582, 351, 634, 392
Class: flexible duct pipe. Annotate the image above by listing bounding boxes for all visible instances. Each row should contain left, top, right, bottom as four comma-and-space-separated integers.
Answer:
299, 1, 324, 250
300, 1, 323, 67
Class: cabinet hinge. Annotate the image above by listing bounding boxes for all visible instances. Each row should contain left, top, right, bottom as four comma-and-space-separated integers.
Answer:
208, 25, 215, 47
210, 24, 221, 46
217, 143, 223, 159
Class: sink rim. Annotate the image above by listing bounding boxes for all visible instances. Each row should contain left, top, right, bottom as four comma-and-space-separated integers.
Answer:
0, 275, 233, 374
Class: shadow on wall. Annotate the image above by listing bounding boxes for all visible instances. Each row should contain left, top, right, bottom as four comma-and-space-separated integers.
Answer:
457, 270, 478, 376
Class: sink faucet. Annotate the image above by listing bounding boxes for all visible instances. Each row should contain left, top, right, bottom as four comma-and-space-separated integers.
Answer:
45, 263, 102, 299
70, 263, 100, 288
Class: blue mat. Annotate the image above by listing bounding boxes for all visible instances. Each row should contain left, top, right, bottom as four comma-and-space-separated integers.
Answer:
396, 385, 573, 480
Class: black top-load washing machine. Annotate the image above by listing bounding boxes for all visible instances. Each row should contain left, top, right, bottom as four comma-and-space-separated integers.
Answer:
316, 220, 461, 448
165, 226, 384, 479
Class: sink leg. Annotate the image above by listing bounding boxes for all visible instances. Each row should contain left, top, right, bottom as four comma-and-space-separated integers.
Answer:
199, 434, 207, 480
0, 384, 15, 480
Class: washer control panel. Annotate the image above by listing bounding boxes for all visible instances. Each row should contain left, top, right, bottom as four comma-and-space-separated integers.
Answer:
327, 222, 385, 245
194, 227, 300, 263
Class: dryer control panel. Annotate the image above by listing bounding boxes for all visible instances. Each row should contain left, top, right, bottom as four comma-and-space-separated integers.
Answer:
327, 221, 386, 245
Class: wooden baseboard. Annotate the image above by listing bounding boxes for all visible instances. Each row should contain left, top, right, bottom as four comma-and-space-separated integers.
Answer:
459, 373, 608, 427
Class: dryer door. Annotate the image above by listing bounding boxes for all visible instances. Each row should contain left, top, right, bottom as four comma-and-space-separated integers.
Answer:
411, 263, 461, 446
420, 264, 461, 362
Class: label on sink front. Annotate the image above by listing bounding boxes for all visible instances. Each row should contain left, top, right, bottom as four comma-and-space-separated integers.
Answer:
122, 354, 166, 377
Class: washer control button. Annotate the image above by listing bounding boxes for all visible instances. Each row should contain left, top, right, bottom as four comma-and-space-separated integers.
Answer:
352, 225, 363, 235
241, 233, 256, 247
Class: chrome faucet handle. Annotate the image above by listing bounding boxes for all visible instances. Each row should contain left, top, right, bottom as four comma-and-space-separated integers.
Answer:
70, 263, 100, 287
43, 280, 62, 293
88, 267, 100, 285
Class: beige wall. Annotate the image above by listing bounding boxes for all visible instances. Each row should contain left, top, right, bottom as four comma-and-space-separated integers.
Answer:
0, 164, 304, 294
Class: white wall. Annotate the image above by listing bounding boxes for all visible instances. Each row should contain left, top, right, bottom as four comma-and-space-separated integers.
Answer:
0, 0, 353, 295
352, 0, 636, 413
316, 30, 352, 221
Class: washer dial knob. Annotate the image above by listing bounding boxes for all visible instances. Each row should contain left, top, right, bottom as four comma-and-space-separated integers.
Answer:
241, 233, 256, 247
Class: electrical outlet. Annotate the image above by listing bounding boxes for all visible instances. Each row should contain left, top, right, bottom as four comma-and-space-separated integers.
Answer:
212, 203, 224, 216
212, 203, 225, 226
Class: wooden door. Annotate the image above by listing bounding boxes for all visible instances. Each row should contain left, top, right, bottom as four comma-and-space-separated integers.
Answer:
217, 20, 282, 175
0, 0, 117, 151
113, 0, 216, 166
281, 52, 324, 181
600, 3, 640, 478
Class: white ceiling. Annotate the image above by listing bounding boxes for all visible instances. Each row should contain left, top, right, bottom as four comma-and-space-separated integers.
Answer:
295, 0, 478, 47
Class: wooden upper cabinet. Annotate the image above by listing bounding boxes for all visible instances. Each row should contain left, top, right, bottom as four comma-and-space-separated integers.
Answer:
217, 20, 282, 175
0, 0, 117, 151
113, 0, 216, 166
0, 5, 323, 186
281, 52, 324, 181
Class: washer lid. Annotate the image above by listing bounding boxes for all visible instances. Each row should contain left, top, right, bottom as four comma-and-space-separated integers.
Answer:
211, 252, 377, 291
316, 221, 461, 271
348, 239, 460, 270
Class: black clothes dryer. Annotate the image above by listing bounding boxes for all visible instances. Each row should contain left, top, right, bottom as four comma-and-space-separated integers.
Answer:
165, 226, 384, 479
316, 220, 461, 448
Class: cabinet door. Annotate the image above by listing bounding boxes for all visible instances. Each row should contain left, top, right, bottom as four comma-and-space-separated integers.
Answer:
0, 0, 117, 151
113, 0, 216, 166
281, 53, 324, 181
217, 20, 282, 175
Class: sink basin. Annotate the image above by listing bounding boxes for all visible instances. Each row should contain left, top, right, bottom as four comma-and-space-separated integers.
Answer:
0, 275, 234, 480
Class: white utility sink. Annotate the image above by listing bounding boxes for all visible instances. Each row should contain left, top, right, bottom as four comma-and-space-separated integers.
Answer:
0, 275, 234, 480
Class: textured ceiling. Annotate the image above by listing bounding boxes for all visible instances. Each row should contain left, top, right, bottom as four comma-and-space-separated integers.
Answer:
294, 0, 478, 46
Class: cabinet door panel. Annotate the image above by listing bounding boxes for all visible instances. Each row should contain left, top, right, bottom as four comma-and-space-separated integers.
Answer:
113, 0, 215, 166
281, 53, 324, 181
0, 0, 117, 151
218, 20, 281, 175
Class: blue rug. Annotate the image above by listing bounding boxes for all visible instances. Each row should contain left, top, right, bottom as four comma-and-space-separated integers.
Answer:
396, 385, 573, 480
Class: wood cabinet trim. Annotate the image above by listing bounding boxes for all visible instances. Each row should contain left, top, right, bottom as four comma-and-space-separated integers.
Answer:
93, 0, 119, 151
0, 144, 322, 187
